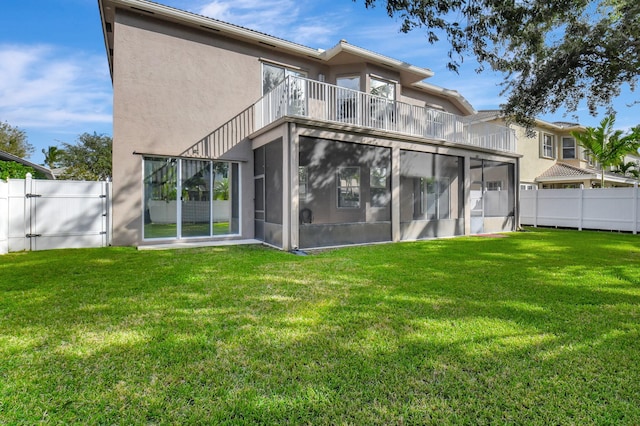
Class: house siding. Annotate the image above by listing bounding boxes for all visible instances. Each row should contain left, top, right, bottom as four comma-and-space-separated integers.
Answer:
104, 1, 519, 248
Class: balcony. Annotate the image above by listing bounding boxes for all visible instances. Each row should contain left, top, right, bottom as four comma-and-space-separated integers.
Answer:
255, 76, 516, 153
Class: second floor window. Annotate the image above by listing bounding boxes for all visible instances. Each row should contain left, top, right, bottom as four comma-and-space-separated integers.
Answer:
582, 148, 595, 166
337, 76, 361, 121
562, 137, 576, 159
542, 134, 555, 158
262, 62, 306, 95
370, 77, 395, 100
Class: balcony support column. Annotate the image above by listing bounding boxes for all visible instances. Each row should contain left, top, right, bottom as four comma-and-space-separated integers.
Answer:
391, 146, 401, 242
464, 155, 472, 236
282, 122, 299, 251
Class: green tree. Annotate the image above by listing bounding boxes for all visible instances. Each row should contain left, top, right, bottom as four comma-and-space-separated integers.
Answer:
613, 160, 640, 179
0, 121, 34, 158
59, 132, 112, 181
358, 0, 639, 126
0, 160, 35, 180
571, 116, 640, 187
41, 146, 62, 169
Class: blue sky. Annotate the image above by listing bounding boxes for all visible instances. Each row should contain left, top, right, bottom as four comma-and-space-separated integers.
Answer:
1, 0, 638, 164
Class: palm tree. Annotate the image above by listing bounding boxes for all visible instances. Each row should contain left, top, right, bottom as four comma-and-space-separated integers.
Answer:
613, 160, 640, 179
571, 116, 640, 187
41, 146, 61, 169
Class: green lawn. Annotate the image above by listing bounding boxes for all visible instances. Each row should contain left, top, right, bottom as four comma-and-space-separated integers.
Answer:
1, 228, 639, 424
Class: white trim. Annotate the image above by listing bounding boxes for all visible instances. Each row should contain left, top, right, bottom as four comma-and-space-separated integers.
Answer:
259, 58, 306, 72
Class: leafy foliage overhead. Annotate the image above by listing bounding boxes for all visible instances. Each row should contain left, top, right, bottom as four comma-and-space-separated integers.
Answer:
359, 0, 639, 125
59, 132, 112, 181
0, 160, 37, 180
0, 121, 34, 158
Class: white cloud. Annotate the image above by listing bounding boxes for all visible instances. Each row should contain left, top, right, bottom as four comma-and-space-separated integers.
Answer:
0, 44, 112, 130
197, 0, 301, 37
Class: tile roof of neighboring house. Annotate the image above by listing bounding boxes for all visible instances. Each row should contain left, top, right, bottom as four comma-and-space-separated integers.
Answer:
0, 149, 55, 179
537, 161, 636, 184
537, 162, 595, 179
466, 110, 502, 123
470, 110, 585, 131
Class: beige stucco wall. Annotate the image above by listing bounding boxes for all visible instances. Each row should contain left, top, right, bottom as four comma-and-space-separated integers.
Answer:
111, 10, 329, 245
487, 119, 589, 186
109, 8, 497, 245
510, 124, 556, 184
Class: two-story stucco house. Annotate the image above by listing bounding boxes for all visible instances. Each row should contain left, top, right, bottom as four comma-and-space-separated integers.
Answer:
473, 111, 639, 189
98, 0, 520, 250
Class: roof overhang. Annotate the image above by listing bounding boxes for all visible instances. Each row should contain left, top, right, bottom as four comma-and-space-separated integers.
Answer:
99, 0, 324, 78
536, 171, 637, 185
413, 81, 476, 116
535, 120, 585, 132
471, 110, 586, 132
321, 40, 434, 85
98, 0, 477, 116
0, 150, 55, 179
98, 0, 434, 83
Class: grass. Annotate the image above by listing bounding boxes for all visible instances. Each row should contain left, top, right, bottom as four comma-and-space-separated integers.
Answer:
1, 227, 639, 424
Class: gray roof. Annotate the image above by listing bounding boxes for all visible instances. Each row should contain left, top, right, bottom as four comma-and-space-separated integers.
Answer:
0, 150, 55, 179
537, 162, 594, 179
552, 121, 581, 128
537, 161, 636, 183
468, 110, 502, 123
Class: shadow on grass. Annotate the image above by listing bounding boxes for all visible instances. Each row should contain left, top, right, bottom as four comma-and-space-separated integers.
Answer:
1, 229, 639, 423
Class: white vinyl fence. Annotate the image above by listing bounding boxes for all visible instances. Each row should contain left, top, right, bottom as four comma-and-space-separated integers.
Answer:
520, 186, 639, 234
0, 175, 112, 254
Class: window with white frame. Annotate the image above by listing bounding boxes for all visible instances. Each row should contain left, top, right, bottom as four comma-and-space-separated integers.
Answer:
336, 76, 361, 122
541, 133, 555, 158
143, 157, 240, 239
337, 167, 360, 208
562, 137, 576, 159
369, 77, 396, 126
582, 149, 595, 166
419, 177, 451, 219
262, 62, 306, 95
486, 181, 503, 191
370, 77, 395, 100
520, 183, 536, 190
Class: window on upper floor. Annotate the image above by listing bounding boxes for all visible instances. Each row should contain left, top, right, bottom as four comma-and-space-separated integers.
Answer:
582, 148, 595, 166
541, 133, 555, 158
562, 137, 576, 159
370, 77, 395, 100
370, 77, 396, 127
262, 62, 306, 95
336, 76, 361, 122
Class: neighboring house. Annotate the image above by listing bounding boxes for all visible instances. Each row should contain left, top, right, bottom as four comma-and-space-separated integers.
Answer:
0, 150, 55, 180
98, 0, 519, 250
473, 111, 638, 189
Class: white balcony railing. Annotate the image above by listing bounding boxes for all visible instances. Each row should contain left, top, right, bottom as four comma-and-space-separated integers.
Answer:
254, 76, 517, 153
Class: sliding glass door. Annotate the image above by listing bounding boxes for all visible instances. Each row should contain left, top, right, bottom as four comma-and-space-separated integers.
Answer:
181, 159, 211, 237
143, 157, 239, 240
